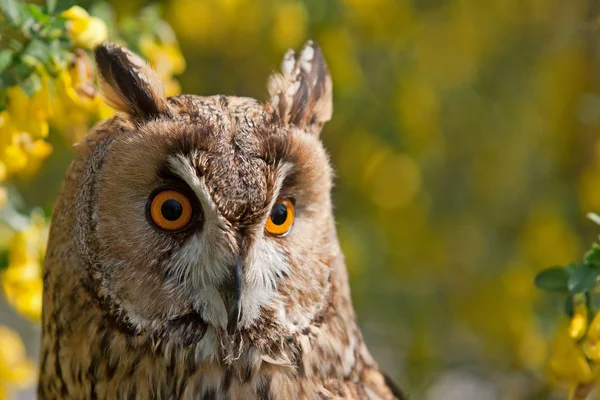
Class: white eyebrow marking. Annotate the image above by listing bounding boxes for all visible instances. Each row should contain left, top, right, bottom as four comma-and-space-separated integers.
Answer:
165, 154, 229, 231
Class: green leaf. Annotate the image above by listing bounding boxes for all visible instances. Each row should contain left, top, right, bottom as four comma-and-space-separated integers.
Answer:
565, 295, 574, 317
0, 89, 7, 111
21, 39, 52, 68
0, 50, 14, 73
0, 249, 9, 271
54, 0, 76, 13
0, 0, 22, 25
0, 62, 34, 87
585, 243, 600, 267
590, 292, 600, 316
535, 267, 570, 292
25, 4, 47, 23
46, 0, 56, 14
44, 43, 70, 75
568, 264, 600, 293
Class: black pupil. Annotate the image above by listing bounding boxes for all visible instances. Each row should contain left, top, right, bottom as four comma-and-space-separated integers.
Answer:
270, 203, 288, 225
161, 199, 183, 221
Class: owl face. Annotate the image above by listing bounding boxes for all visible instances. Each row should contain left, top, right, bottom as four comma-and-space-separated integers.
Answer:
82, 42, 335, 341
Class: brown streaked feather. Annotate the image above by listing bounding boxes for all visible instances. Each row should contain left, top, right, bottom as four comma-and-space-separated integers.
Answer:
94, 42, 169, 119
266, 40, 333, 135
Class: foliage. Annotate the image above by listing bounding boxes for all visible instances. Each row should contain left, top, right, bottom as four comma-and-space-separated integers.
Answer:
535, 214, 600, 399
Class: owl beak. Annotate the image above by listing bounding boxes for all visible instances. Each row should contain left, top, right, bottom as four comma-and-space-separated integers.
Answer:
225, 257, 243, 335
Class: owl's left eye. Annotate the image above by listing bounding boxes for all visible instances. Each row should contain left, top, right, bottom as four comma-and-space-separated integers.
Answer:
149, 190, 193, 231
265, 198, 295, 236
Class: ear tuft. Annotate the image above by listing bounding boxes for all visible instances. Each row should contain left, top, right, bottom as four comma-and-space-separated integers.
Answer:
94, 42, 168, 120
266, 41, 332, 135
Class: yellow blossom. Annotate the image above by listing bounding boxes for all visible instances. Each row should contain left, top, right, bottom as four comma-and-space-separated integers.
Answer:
55, 64, 99, 112
587, 311, 600, 342
569, 301, 588, 340
549, 329, 594, 384
12, 279, 42, 321
6, 85, 50, 139
0, 82, 54, 180
62, 6, 108, 49
140, 36, 186, 76
1, 217, 48, 322
0, 326, 25, 367
51, 51, 111, 140
139, 35, 185, 97
0, 325, 36, 389
0, 163, 6, 183
0, 132, 52, 178
19, 139, 53, 179
2, 143, 28, 173
582, 339, 600, 361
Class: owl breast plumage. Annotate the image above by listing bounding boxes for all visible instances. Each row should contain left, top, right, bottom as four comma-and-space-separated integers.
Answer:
38, 41, 405, 400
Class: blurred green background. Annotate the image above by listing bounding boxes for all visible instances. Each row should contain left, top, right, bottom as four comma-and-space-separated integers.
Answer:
11, 0, 600, 398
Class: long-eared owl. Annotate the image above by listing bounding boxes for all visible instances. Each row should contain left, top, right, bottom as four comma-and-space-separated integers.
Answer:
38, 41, 406, 400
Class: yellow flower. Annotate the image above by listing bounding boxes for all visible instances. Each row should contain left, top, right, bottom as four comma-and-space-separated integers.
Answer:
139, 37, 186, 76
2, 261, 43, 322
549, 329, 594, 384
0, 163, 6, 183
0, 131, 52, 178
582, 339, 600, 361
587, 311, 600, 342
0, 325, 36, 389
62, 6, 107, 49
0, 82, 55, 178
569, 301, 588, 340
52, 74, 96, 140
0, 112, 11, 148
12, 279, 43, 321
0, 326, 26, 368
3, 262, 40, 288
139, 35, 186, 96
2, 143, 28, 173
6, 85, 50, 139
1, 217, 48, 321
51, 51, 110, 140
19, 139, 53, 179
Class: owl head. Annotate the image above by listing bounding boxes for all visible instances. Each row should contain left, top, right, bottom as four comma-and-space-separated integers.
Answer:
75, 42, 338, 344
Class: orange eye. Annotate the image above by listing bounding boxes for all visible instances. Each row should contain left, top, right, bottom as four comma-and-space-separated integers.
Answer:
265, 198, 295, 236
149, 190, 193, 231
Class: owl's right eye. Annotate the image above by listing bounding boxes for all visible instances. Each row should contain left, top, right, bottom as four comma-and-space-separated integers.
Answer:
149, 190, 193, 231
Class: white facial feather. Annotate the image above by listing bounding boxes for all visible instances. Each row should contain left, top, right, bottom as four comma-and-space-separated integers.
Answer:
164, 155, 293, 331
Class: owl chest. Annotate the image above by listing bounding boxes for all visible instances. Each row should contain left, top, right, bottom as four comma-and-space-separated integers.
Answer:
41, 331, 298, 400
41, 330, 367, 400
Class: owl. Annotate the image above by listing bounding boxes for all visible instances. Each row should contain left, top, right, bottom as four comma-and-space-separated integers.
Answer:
38, 41, 406, 400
